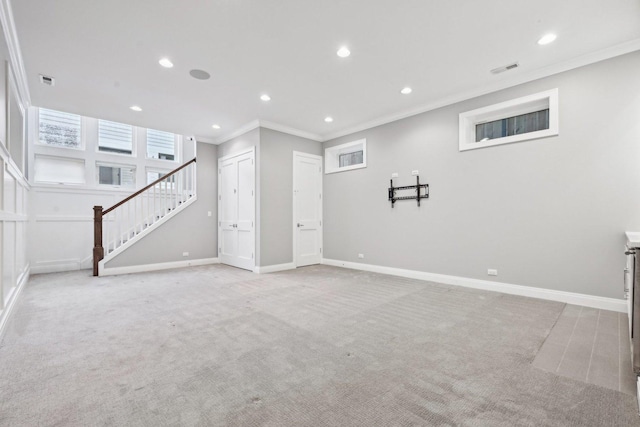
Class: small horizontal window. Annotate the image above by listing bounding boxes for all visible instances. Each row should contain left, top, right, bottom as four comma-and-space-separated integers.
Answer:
98, 164, 135, 187
146, 170, 174, 184
98, 120, 133, 154
325, 139, 367, 174
147, 129, 175, 161
39, 108, 82, 149
34, 155, 85, 184
459, 89, 559, 151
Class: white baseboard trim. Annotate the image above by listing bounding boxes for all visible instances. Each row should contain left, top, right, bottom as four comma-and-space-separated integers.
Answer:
31, 259, 85, 275
254, 263, 296, 274
0, 265, 30, 343
99, 257, 219, 277
321, 259, 627, 313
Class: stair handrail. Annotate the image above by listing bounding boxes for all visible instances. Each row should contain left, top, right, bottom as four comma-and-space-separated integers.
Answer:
103, 157, 196, 215
93, 157, 197, 276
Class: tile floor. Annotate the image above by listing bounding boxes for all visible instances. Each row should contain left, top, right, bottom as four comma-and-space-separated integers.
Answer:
533, 304, 637, 395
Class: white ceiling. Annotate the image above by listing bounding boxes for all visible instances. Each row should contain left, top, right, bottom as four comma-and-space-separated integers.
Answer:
11, 0, 640, 143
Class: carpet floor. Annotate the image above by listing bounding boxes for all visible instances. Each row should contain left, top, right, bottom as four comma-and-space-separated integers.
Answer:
0, 264, 638, 426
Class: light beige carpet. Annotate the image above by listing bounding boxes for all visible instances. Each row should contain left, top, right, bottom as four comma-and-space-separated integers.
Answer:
0, 265, 637, 426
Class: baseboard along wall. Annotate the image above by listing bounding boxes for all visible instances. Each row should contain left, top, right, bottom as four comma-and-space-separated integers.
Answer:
0, 266, 30, 343
321, 259, 627, 313
99, 258, 219, 277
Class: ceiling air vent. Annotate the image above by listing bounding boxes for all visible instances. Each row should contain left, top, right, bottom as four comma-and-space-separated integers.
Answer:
490, 62, 519, 75
39, 74, 55, 86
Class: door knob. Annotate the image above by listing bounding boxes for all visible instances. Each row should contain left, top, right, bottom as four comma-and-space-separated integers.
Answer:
297, 223, 303, 227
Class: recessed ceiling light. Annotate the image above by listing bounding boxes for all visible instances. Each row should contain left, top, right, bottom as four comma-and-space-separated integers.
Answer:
212, 124, 221, 129
189, 69, 211, 80
260, 94, 271, 102
337, 46, 351, 58
324, 116, 334, 123
400, 87, 412, 95
130, 105, 142, 112
537, 33, 557, 45
158, 58, 173, 68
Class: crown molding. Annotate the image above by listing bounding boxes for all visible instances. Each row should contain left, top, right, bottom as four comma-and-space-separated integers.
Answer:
215, 120, 260, 144
194, 135, 217, 144
322, 38, 640, 142
0, 0, 31, 108
259, 120, 323, 142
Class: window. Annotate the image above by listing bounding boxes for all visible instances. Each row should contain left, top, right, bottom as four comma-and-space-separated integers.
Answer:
34, 155, 85, 184
147, 129, 175, 160
39, 108, 82, 149
146, 170, 174, 185
459, 88, 559, 151
325, 139, 367, 174
98, 120, 133, 154
97, 164, 135, 187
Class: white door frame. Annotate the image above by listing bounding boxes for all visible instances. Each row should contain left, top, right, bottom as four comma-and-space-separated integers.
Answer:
218, 147, 256, 271
292, 151, 323, 267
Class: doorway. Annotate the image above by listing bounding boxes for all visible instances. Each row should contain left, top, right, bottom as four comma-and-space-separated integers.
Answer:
293, 151, 323, 267
218, 148, 255, 270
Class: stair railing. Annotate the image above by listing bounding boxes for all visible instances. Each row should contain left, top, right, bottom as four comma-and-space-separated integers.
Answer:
93, 158, 197, 276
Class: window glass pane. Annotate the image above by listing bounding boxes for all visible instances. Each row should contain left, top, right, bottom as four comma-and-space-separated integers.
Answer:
34, 155, 85, 184
147, 129, 175, 160
98, 120, 133, 154
475, 109, 549, 142
98, 165, 135, 187
39, 108, 82, 148
339, 150, 363, 168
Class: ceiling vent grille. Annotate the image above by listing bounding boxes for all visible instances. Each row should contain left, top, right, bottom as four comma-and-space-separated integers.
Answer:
490, 62, 519, 75
39, 74, 55, 86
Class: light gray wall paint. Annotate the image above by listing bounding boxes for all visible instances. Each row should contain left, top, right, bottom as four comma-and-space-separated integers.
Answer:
105, 142, 218, 268
259, 128, 322, 266
217, 127, 261, 264
323, 51, 640, 299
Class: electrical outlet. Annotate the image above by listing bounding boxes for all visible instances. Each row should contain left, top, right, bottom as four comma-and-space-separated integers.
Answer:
183, 252, 189, 257
411, 170, 419, 176
207, 211, 212, 217
488, 269, 498, 276
358, 254, 364, 259
391, 173, 398, 178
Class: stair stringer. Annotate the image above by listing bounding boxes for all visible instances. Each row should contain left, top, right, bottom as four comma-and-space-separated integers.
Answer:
98, 195, 197, 275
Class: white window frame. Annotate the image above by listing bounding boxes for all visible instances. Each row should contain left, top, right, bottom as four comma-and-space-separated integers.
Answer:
96, 162, 136, 188
97, 119, 135, 157
36, 108, 86, 151
325, 138, 367, 174
146, 129, 179, 162
459, 88, 559, 152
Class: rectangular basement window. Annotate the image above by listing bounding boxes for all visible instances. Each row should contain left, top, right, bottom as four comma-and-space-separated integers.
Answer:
459, 88, 559, 151
325, 139, 367, 174
97, 164, 136, 188
34, 155, 85, 185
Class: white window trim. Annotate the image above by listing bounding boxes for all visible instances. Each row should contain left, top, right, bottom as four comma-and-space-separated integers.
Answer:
459, 88, 559, 152
36, 109, 86, 151
97, 119, 136, 157
96, 162, 136, 188
325, 138, 367, 174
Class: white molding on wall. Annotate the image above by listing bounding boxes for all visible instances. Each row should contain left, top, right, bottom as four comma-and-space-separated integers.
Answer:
0, 0, 30, 108
215, 120, 260, 145
0, 265, 29, 343
321, 259, 627, 313
260, 120, 323, 142
322, 38, 640, 142
99, 257, 219, 277
254, 262, 296, 274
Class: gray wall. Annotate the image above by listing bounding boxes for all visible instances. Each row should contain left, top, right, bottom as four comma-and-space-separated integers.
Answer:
259, 128, 322, 266
105, 142, 218, 267
323, 51, 640, 299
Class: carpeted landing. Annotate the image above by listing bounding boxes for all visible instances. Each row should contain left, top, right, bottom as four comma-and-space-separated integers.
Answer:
0, 265, 638, 426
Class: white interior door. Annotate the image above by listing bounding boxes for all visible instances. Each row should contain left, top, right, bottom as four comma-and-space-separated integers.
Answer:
218, 148, 255, 270
293, 152, 322, 267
